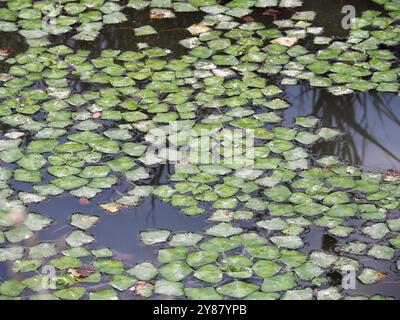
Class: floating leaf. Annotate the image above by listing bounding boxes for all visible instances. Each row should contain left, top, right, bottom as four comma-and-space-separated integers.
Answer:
159, 262, 192, 281
169, 233, 203, 247
93, 260, 124, 275
187, 23, 210, 35
358, 268, 386, 284
205, 223, 243, 237
261, 273, 296, 292
217, 281, 259, 299
272, 37, 298, 47
140, 230, 171, 245
54, 287, 86, 300
127, 262, 158, 280
134, 25, 157, 36
154, 279, 184, 297
70, 214, 100, 230
100, 203, 128, 214
270, 236, 303, 249
65, 230, 95, 247
185, 287, 222, 300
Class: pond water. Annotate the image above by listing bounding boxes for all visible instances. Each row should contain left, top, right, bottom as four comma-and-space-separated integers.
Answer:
0, 0, 399, 300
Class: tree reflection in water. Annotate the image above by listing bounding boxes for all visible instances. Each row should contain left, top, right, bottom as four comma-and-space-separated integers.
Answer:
286, 85, 400, 171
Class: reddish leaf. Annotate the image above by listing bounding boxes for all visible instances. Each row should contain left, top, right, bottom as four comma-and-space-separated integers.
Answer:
79, 198, 90, 205
92, 111, 102, 119
8, 210, 27, 225
384, 170, 400, 181
263, 8, 282, 19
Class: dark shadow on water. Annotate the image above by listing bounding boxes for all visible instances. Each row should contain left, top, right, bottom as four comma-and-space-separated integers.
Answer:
0, 0, 400, 300
0, 193, 207, 281
284, 85, 400, 171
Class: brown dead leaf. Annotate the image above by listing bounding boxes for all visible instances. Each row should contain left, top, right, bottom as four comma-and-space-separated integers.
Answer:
271, 37, 299, 47
0, 73, 13, 82
373, 271, 387, 281
69, 264, 97, 279
222, 210, 231, 217
242, 15, 254, 22
0, 48, 12, 57
100, 202, 128, 214
129, 281, 152, 296
150, 9, 175, 19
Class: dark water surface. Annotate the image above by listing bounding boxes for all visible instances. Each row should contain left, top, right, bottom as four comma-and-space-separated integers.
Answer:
0, 0, 399, 299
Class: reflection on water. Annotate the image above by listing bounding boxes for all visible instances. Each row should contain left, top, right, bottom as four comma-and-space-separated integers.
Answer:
302, 0, 383, 36
0, 193, 208, 283
0, 0, 399, 300
285, 86, 400, 171
0, 0, 397, 172
0, 4, 204, 59
48, 9, 205, 58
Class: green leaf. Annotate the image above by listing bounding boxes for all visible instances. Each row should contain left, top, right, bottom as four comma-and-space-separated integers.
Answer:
140, 230, 171, 245
169, 233, 203, 246
261, 273, 296, 292
70, 214, 100, 230
93, 260, 124, 275
135, 25, 157, 36
159, 262, 192, 281
194, 264, 223, 283
270, 236, 303, 249
27, 139, 59, 153
154, 279, 184, 297
54, 287, 86, 300
52, 176, 88, 190
65, 230, 95, 247
50, 256, 83, 270
252, 261, 281, 278
5, 225, 34, 243
205, 223, 243, 237
187, 251, 218, 267
157, 247, 188, 264
185, 287, 222, 300
0, 280, 25, 297
109, 275, 136, 291
217, 281, 259, 299
24, 213, 53, 231
127, 262, 158, 280
89, 289, 118, 300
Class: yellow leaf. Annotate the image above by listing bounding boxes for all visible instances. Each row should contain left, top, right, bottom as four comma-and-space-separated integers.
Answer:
373, 271, 387, 281
100, 203, 127, 214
